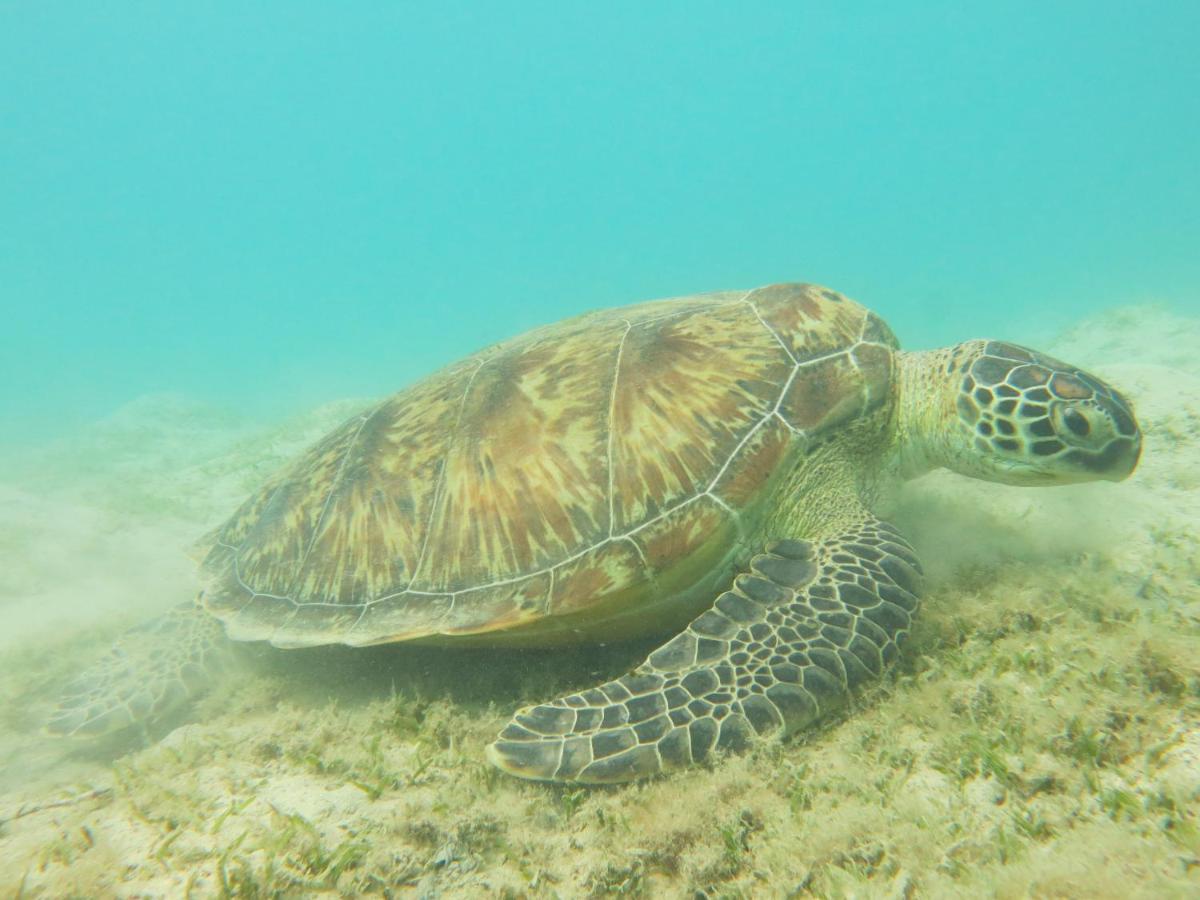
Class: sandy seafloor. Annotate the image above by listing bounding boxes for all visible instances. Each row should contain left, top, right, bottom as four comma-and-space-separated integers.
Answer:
1, 306, 1198, 899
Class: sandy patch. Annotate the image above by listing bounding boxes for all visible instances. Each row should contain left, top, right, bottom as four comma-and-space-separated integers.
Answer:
1, 307, 1197, 897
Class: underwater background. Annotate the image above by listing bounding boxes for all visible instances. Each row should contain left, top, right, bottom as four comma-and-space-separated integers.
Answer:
2, 3, 1199, 897
2, 2, 1198, 441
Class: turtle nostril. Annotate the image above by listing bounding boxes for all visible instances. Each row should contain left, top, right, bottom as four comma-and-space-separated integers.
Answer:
1063, 408, 1090, 438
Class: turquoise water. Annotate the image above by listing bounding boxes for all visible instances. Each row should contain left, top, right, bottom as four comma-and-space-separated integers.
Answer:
2, 2, 1197, 439
3, 8, 1200, 894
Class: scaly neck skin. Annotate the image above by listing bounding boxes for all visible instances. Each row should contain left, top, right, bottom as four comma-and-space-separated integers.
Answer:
889, 347, 962, 481
765, 345, 974, 541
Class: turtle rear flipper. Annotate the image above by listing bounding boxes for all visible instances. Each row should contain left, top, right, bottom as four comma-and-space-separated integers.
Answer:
488, 517, 923, 783
46, 598, 230, 737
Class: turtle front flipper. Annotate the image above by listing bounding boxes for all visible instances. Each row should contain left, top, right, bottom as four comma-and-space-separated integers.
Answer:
46, 598, 231, 737
488, 518, 923, 784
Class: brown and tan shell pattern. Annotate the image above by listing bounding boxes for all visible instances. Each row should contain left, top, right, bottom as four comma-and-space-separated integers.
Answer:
198, 283, 898, 648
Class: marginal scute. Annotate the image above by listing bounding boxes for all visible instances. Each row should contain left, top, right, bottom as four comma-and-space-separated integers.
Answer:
268, 603, 365, 650
438, 572, 553, 636
219, 594, 295, 643
549, 541, 646, 617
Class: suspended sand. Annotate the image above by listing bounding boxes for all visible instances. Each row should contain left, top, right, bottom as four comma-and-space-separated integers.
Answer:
1, 306, 1197, 897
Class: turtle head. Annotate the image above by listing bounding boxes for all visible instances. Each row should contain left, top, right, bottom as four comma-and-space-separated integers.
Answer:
898, 340, 1142, 486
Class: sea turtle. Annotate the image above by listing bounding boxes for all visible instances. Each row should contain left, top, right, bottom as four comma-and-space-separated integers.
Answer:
48, 283, 1142, 783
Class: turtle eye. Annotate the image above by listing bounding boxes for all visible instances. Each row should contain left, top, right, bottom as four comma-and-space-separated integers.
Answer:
1062, 407, 1090, 437
1051, 404, 1100, 446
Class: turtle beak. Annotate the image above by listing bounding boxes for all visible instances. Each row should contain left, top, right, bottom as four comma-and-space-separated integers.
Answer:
1129, 432, 1144, 474
1102, 431, 1142, 482
1061, 391, 1143, 483
1093, 389, 1143, 482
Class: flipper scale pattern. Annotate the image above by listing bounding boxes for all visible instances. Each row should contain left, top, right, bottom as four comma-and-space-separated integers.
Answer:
488, 517, 924, 783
